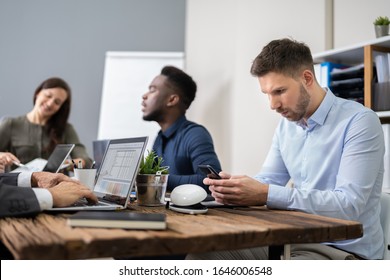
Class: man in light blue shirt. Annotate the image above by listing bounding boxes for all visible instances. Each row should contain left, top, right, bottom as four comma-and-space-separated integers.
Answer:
187, 38, 384, 260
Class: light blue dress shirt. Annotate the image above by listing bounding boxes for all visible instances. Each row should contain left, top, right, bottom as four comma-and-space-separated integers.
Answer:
254, 89, 384, 259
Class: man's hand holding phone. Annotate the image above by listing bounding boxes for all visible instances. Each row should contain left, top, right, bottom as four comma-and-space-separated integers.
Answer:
198, 164, 221, 179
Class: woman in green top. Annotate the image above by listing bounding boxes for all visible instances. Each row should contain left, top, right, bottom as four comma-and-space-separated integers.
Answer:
0, 77, 92, 170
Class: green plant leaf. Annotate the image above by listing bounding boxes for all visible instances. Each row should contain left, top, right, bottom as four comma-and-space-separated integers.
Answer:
374, 16, 390, 25
138, 149, 169, 174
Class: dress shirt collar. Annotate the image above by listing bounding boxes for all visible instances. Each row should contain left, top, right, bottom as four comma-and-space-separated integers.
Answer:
160, 115, 187, 139
297, 88, 334, 130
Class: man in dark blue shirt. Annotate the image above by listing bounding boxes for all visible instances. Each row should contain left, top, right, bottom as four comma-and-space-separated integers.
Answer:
142, 66, 221, 192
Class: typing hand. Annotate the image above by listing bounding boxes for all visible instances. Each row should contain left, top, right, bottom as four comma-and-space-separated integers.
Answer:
48, 181, 98, 208
32, 172, 75, 188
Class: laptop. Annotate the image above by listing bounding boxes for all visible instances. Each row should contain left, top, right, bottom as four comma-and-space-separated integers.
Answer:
12, 144, 75, 173
48, 136, 148, 211
92, 139, 110, 171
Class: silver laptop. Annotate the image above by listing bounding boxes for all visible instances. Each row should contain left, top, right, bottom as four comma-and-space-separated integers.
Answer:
48, 137, 148, 211
12, 144, 75, 173
92, 139, 110, 171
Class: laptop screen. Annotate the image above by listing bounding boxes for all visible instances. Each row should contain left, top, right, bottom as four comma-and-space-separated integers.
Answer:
93, 137, 148, 206
43, 144, 75, 173
92, 139, 110, 171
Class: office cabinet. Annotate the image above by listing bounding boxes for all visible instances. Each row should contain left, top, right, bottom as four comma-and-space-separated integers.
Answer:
313, 35, 390, 122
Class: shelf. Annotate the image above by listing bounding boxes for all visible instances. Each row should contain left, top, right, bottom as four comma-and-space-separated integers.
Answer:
376, 111, 390, 118
314, 36, 390, 120
313, 35, 390, 65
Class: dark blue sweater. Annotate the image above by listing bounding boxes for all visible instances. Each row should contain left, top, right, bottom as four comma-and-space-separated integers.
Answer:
152, 116, 221, 192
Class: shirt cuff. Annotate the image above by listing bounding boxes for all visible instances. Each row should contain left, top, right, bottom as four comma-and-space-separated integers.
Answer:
32, 188, 53, 210
17, 171, 33, 188
266, 184, 292, 209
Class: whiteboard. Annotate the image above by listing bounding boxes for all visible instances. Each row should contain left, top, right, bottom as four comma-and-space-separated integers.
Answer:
97, 51, 184, 152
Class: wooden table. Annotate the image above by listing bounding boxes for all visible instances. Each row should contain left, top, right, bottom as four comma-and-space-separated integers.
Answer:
0, 205, 363, 260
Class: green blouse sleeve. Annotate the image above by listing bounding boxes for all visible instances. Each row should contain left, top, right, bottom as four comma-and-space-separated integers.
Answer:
0, 117, 12, 152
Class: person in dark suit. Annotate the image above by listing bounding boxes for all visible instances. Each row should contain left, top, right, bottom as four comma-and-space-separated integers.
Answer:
0, 163, 98, 218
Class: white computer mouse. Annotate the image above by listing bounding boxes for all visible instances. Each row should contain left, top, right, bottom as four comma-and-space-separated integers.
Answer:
170, 184, 207, 206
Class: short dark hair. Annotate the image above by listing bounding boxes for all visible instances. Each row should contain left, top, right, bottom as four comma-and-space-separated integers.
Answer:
161, 66, 197, 110
250, 38, 314, 79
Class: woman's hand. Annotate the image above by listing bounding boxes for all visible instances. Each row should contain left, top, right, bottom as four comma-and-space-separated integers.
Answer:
0, 152, 20, 167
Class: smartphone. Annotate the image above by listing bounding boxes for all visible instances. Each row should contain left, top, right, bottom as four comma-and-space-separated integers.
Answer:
198, 164, 221, 179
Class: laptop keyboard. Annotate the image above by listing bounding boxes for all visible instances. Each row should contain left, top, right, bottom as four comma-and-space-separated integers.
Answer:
72, 198, 110, 207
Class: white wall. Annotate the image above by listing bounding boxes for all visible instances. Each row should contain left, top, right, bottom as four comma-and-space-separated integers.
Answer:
185, 0, 237, 173
186, 0, 390, 176
185, 0, 328, 175
0, 0, 185, 157
334, 0, 390, 48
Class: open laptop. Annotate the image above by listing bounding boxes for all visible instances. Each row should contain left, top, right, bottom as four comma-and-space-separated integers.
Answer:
48, 136, 148, 211
92, 139, 110, 171
12, 144, 75, 173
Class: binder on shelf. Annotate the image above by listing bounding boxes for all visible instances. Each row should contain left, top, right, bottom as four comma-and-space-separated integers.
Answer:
314, 63, 322, 83
374, 52, 390, 83
382, 124, 390, 190
373, 81, 390, 111
325, 63, 365, 105
319, 62, 348, 88
330, 77, 364, 90
334, 89, 364, 99
388, 53, 390, 81
330, 63, 364, 80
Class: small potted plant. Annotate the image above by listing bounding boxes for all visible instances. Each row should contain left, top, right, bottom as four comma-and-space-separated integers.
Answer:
135, 150, 169, 206
374, 16, 390, 38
